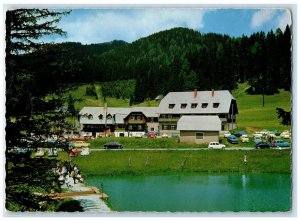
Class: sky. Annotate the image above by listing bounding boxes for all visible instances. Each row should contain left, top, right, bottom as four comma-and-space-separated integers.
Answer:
43, 7, 292, 44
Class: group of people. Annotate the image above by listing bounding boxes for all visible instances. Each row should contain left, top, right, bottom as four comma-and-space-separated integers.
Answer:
56, 162, 85, 187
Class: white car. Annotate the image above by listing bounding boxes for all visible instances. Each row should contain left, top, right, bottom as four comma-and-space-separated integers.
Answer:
280, 130, 291, 139
253, 132, 263, 138
208, 142, 226, 150
161, 133, 169, 138
223, 131, 231, 138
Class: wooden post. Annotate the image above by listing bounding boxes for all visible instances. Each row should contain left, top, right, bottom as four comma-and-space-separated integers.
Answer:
145, 156, 149, 166
128, 155, 131, 167
180, 158, 187, 171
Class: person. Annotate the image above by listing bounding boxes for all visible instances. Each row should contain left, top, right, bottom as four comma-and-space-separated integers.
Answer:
70, 170, 77, 184
244, 154, 248, 165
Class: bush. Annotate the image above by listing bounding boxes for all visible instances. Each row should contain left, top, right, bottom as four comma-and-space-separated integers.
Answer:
55, 199, 84, 212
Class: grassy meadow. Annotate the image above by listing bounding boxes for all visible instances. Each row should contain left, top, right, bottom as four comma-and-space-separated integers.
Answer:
57, 149, 291, 175
232, 83, 291, 132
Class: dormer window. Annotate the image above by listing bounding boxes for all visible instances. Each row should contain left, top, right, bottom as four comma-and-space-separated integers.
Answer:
169, 104, 175, 109
107, 114, 112, 120
213, 103, 220, 108
98, 114, 103, 120
181, 103, 187, 109
202, 103, 208, 108
88, 114, 93, 120
191, 103, 198, 109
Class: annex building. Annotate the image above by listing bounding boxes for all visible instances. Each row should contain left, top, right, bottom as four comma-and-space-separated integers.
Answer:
78, 89, 238, 140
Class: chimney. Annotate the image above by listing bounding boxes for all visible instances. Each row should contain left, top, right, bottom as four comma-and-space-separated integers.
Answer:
194, 89, 198, 98
211, 89, 215, 97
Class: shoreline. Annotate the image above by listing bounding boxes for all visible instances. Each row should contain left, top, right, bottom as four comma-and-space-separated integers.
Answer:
53, 175, 112, 212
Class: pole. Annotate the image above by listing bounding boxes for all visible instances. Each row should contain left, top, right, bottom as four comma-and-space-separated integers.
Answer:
231, 103, 234, 130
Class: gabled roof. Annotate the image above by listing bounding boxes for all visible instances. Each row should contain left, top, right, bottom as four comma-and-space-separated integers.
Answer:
79, 107, 131, 125
129, 107, 159, 118
177, 116, 221, 131
158, 90, 236, 114
79, 106, 159, 125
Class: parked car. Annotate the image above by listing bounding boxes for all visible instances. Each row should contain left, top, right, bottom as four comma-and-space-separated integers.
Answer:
259, 129, 269, 136
104, 141, 123, 149
69, 141, 90, 148
280, 130, 291, 139
227, 135, 239, 144
69, 148, 78, 157
240, 134, 249, 143
255, 141, 271, 149
234, 131, 246, 137
272, 130, 281, 136
171, 133, 180, 138
161, 133, 169, 138
147, 132, 157, 138
80, 147, 90, 156
253, 132, 263, 138
223, 131, 231, 138
271, 140, 290, 147
253, 136, 262, 144
208, 142, 225, 150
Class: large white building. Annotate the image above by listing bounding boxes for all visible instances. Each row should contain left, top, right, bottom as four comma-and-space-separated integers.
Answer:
78, 89, 238, 137
158, 89, 238, 134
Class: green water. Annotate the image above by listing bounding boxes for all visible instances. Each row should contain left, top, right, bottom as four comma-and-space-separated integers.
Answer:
85, 173, 291, 212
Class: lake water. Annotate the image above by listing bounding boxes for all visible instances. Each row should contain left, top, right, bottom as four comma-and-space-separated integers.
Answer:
85, 173, 291, 212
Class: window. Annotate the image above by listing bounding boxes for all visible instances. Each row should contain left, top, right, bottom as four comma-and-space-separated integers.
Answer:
107, 114, 112, 120
161, 114, 166, 118
137, 116, 142, 120
202, 103, 208, 108
88, 114, 93, 120
181, 103, 187, 109
213, 103, 220, 108
169, 104, 175, 109
98, 114, 103, 120
151, 128, 154, 131
137, 125, 142, 130
128, 125, 133, 130
196, 132, 204, 139
130, 116, 135, 120
162, 125, 169, 130
191, 103, 198, 108
171, 125, 177, 130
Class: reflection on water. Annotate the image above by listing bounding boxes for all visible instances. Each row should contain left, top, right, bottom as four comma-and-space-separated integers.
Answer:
85, 173, 291, 212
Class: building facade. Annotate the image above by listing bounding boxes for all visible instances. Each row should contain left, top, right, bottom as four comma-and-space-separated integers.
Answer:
158, 89, 238, 135
79, 90, 238, 137
177, 116, 221, 144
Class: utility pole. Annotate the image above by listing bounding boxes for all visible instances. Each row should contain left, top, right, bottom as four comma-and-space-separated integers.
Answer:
104, 103, 107, 137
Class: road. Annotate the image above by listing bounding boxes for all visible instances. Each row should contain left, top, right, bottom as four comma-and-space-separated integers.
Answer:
88, 147, 290, 151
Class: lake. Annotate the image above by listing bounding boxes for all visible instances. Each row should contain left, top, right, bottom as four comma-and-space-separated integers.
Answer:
85, 173, 291, 212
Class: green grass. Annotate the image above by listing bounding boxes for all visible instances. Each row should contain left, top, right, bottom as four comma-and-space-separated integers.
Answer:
88, 137, 208, 149
57, 149, 291, 175
232, 83, 291, 133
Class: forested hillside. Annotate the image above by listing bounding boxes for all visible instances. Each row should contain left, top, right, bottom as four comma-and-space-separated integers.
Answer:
7, 26, 291, 115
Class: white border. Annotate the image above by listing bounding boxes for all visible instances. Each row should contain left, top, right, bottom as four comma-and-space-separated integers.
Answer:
0, 1, 299, 220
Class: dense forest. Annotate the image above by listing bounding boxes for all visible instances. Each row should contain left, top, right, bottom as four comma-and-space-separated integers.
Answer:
7, 26, 291, 114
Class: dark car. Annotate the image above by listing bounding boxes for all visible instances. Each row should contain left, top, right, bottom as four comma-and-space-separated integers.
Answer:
227, 135, 239, 144
255, 141, 271, 149
104, 141, 123, 149
234, 131, 247, 137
